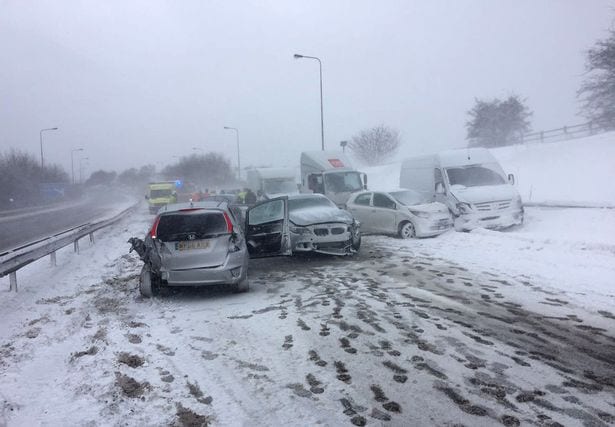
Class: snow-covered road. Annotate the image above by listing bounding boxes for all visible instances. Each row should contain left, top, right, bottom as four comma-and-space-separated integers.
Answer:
1, 206, 614, 426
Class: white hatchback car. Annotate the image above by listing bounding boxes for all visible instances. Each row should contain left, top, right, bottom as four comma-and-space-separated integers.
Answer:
346, 189, 452, 238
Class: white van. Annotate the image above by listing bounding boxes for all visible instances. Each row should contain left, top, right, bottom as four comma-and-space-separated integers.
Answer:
400, 147, 523, 230
300, 151, 367, 207
246, 168, 298, 199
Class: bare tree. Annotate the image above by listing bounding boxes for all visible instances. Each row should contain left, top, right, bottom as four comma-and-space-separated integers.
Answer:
578, 29, 615, 127
162, 152, 235, 187
349, 125, 401, 165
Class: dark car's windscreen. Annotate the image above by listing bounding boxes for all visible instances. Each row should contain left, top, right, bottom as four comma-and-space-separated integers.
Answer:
156, 212, 227, 241
289, 197, 336, 211
446, 166, 505, 187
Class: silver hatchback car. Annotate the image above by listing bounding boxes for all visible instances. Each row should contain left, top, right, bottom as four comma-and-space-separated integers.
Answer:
346, 189, 452, 238
129, 201, 249, 297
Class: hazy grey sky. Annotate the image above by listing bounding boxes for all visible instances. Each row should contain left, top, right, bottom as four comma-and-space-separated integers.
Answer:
1, 0, 613, 176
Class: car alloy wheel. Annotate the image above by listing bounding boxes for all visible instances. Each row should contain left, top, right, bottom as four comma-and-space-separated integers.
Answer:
399, 221, 416, 239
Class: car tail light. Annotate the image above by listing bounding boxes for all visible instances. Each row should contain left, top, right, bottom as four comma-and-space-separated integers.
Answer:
149, 215, 161, 238
223, 212, 233, 233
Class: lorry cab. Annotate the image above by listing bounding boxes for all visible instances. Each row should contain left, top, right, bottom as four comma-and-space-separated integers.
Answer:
300, 151, 367, 207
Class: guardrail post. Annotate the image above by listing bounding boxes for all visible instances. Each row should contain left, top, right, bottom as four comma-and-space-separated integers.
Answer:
9, 272, 17, 292
74, 239, 80, 254
89, 232, 95, 245
50, 251, 57, 267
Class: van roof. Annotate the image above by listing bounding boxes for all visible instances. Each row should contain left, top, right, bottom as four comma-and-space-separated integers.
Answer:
437, 147, 496, 167
148, 182, 176, 190
402, 148, 496, 168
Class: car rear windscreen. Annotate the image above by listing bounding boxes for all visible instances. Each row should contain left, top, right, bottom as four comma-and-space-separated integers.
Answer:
156, 211, 228, 241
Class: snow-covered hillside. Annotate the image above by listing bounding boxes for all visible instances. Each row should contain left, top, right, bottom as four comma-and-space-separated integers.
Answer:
363, 130, 615, 207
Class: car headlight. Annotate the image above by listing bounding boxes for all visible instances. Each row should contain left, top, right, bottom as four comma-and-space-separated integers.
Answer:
409, 210, 430, 219
456, 202, 473, 214
290, 226, 312, 235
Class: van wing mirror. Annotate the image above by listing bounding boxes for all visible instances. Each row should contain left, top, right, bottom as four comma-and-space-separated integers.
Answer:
507, 174, 515, 185
362, 173, 368, 189
435, 182, 445, 194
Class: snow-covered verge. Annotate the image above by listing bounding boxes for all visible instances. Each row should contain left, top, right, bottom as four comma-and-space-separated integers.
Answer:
0, 206, 614, 426
363, 130, 615, 207
374, 206, 615, 314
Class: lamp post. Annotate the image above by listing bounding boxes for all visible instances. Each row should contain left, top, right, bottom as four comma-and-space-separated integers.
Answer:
71, 148, 84, 185
293, 53, 325, 150
223, 126, 240, 180
39, 127, 58, 168
79, 157, 89, 184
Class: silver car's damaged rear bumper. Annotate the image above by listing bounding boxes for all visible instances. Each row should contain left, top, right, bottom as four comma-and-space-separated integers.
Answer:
160, 250, 247, 286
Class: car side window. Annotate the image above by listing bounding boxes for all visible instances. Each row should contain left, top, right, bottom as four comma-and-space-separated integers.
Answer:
373, 193, 396, 209
353, 193, 371, 206
248, 199, 284, 225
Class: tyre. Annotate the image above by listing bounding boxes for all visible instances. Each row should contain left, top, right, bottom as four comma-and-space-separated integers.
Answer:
139, 265, 160, 297
351, 233, 361, 252
399, 221, 416, 239
232, 277, 249, 293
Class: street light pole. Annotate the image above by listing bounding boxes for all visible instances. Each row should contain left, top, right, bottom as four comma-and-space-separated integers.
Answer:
71, 148, 84, 185
294, 53, 325, 151
223, 126, 240, 180
79, 157, 89, 184
39, 127, 58, 168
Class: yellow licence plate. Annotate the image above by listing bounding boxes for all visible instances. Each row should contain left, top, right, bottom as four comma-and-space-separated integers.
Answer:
175, 240, 210, 251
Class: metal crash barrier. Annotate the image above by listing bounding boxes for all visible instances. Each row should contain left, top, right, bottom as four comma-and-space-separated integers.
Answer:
0, 203, 138, 292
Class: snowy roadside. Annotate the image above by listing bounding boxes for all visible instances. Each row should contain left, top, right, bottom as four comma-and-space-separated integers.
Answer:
0, 205, 614, 426
382, 207, 615, 315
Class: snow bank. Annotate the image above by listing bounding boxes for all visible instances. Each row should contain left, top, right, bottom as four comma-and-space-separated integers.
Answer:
362, 130, 615, 206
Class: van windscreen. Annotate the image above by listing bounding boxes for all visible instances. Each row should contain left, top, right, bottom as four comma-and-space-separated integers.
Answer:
445, 166, 505, 187
150, 189, 173, 198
